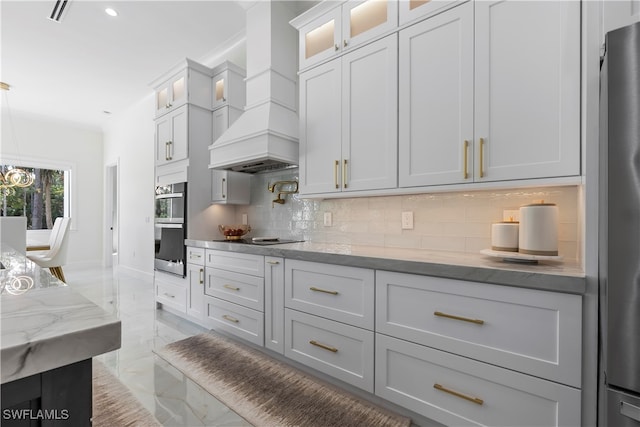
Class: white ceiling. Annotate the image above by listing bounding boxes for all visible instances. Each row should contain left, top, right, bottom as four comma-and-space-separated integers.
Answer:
1, 0, 254, 130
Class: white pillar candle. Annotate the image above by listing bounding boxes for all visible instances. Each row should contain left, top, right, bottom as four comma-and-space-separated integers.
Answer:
518, 202, 559, 256
491, 222, 519, 252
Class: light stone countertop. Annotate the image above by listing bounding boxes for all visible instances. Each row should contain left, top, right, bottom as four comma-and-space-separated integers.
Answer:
0, 248, 121, 384
186, 239, 586, 294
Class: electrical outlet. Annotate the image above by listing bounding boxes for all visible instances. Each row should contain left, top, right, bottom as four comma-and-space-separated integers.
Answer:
324, 212, 332, 227
402, 211, 414, 230
503, 210, 519, 222
242, 213, 248, 225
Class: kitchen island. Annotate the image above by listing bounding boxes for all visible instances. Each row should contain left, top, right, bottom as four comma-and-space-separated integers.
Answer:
1, 247, 121, 426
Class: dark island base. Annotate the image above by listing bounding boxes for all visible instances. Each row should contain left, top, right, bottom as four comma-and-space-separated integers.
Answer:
1, 359, 92, 426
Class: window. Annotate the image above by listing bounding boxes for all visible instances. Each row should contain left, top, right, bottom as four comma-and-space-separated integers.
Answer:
1, 164, 70, 230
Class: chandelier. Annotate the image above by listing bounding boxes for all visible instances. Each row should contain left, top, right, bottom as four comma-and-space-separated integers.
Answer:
1, 82, 35, 191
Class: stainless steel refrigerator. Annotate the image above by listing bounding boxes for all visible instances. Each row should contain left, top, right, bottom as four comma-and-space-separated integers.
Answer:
600, 21, 640, 427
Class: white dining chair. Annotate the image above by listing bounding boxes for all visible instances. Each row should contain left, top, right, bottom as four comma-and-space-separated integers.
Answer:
27, 217, 71, 282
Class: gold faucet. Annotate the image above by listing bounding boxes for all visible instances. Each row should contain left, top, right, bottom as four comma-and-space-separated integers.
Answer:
268, 180, 299, 206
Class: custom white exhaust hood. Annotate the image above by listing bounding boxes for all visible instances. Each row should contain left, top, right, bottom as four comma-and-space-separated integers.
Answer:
208, 1, 299, 173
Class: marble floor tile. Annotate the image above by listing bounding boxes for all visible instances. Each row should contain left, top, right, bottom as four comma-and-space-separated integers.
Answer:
66, 266, 251, 427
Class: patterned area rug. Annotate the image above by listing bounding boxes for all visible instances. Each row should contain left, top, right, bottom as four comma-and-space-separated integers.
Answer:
155, 332, 412, 427
92, 359, 161, 427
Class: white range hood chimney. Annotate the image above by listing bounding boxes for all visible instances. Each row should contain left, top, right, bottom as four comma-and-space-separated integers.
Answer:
209, 1, 299, 173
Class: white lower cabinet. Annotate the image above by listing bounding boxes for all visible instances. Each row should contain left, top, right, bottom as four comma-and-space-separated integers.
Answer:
186, 263, 205, 321
204, 250, 265, 346
284, 259, 374, 330
155, 271, 187, 313
205, 296, 264, 346
284, 309, 374, 392
376, 334, 581, 427
265, 257, 285, 354
376, 271, 582, 387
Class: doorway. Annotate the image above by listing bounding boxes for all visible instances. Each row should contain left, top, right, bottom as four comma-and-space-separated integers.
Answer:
105, 162, 119, 268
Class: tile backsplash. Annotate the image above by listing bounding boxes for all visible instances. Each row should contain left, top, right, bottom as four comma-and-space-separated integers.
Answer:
235, 168, 580, 261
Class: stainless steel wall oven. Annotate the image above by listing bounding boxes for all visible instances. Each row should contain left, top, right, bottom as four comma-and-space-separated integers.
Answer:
154, 182, 186, 276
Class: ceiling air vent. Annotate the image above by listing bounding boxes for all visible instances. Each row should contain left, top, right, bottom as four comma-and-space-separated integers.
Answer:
48, 0, 70, 23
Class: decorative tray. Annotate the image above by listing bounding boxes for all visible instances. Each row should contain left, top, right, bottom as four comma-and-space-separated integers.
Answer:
480, 248, 563, 264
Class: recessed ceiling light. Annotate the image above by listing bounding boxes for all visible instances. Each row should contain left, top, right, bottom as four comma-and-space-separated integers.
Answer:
105, 8, 118, 17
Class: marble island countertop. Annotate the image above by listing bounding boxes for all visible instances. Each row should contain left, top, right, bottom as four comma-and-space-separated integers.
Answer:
1, 248, 121, 384
186, 239, 586, 294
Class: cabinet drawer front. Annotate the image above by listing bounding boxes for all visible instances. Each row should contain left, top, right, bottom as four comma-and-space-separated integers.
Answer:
206, 268, 264, 312
156, 281, 187, 312
285, 260, 374, 329
376, 334, 581, 427
205, 296, 264, 347
376, 271, 581, 387
186, 247, 205, 266
285, 309, 374, 392
205, 250, 264, 277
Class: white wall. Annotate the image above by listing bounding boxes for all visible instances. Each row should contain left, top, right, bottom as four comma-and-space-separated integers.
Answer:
0, 111, 104, 266
102, 95, 156, 279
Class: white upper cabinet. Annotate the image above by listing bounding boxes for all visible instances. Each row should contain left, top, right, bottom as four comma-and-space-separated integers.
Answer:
299, 59, 342, 194
151, 59, 212, 118
210, 62, 246, 111
398, 0, 468, 26
155, 105, 188, 166
399, 0, 580, 187
474, 0, 580, 182
295, 0, 398, 71
299, 35, 397, 195
399, 3, 473, 187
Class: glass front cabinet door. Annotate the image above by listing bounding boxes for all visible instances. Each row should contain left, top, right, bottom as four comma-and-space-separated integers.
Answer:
297, 0, 397, 71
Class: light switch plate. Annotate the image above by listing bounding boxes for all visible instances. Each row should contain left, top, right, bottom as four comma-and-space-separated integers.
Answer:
402, 211, 414, 229
324, 212, 332, 227
242, 213, 248, 225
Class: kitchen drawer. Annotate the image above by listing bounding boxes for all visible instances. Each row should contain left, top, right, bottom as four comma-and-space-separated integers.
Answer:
186, 246, 205, 266
205, 267, 264, 312
376, 334, 581, 427
205, 250, 264, 277
284, 260, 374, 330
205, 296, 264, 347
284, 309, 374, 392
376, 271, 582, 387
156, 281, 187, 313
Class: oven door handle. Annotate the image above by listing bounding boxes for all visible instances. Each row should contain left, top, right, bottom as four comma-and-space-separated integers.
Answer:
154, 223, 184, 229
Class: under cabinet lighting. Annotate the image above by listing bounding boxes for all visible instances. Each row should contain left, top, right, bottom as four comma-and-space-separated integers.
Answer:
105, 8, 118, 17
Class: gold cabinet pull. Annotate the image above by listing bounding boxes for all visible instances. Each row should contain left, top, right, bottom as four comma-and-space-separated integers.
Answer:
310, 286, 338, 295
165, 141, 170, 161
163, 293, 175, 299
309, 340, 338, 353
266, 260, 280, 265
221, 177, 226, 198
167, 140, 173, 160
479, 137, 485, 178
223, 284, 240, 291
434, 383, 484, 405
463, 140, 469, 179
335, 43, 340, 51
199, 268, 204, 285
343, 159, 348, 188
434, 311, 484, 325
190, 253, 202, 260
343, 39, 348, 47
334, 160, 340, 189
222, 314, 239, 323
